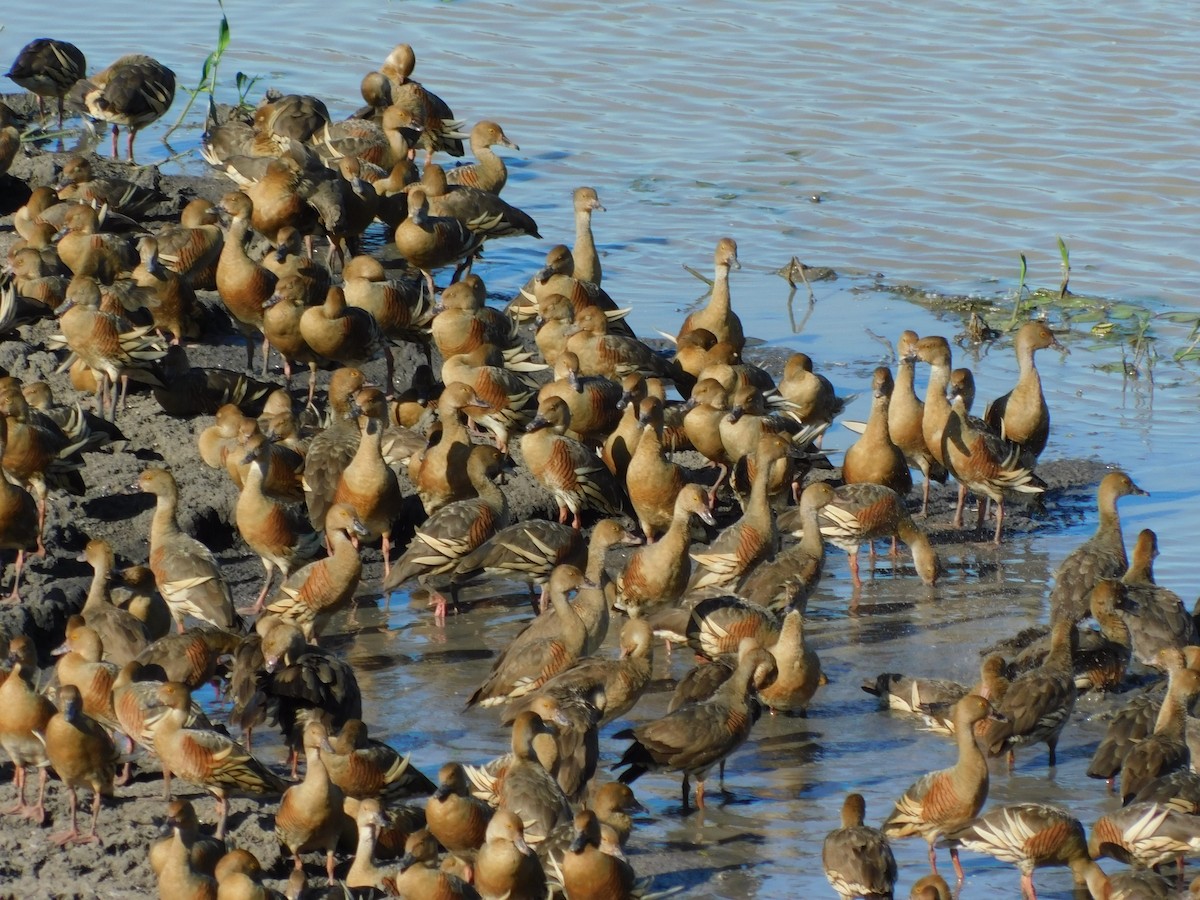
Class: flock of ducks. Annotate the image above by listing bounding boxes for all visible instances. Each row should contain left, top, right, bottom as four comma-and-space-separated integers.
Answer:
0, 31, 1198, 900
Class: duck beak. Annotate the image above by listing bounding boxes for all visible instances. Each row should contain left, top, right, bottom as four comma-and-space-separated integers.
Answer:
568, 831, 588, 854
568, 369, 583, 393
525, 415, 550, 433
729, 256, 741, 271
535, 266, 554, 284
262, 292, 283, 310
434, 784, 454, 802
727, 406, 744, 424
697, 506, 717, 527
264, 655, 281, 674
514, 834, 533, 856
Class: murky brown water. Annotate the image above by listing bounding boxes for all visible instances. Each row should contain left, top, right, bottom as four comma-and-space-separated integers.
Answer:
6, 1, 1200, 895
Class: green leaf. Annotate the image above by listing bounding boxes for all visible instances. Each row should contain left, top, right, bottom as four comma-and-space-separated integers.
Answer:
1107, 304, 1140, 321
200, 52, 216, 83
1018, 253, 1027, 282
1057, 235, 1070, 266
217, 14, 231, 55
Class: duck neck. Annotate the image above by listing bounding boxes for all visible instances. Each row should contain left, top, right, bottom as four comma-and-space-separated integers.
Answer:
1153, 674, 1188, 738
573, 210, 600, 285
798, 502, 825, 558
709, 261, 732, 318
746, 450, 773, 525
473, 472, 507, 519
924, 361, 951, 417
1096, 487, 1125, 542
952, 710, 989, 777
895, 357, 920, 406
83, 558, 113, 611
347, 826, 382, 887
150, 490, 182, 546
863, 393, 890, 441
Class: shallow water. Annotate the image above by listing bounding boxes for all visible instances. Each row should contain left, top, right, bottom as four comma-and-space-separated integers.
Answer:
6, 1, 1200, 896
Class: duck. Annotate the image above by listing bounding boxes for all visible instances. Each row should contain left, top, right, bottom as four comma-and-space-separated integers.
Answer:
154, 197, 224, 290
275, 721, 347, 885
5, 38, 86, 126
299, 287, 394, 390
78, 538, 151, 664
889, 331, 947, 516
842, 366, 912, 497
383, 443, 509, 620
301, 366, 367, 530
52, 205, 137, 284
134, 627, 241, 692
55, 275, 166, 421
822, 793, 897, 900
687, 434, 790, 594
152, 344, 275, 418
332, 387, 403, 576
777, 352, 850, 440
53, 621, 120, 727
394, 188, 486, 300
736, 481, 837, 610
411, 381, 485, 515
0, 385, 87, 555
615, 637, 776, 808
625, 397, 687, 541
341, 254, 431, 350
1119, 664, 1200, 803
676, 237, 744, 350
420, 163, 541, 240
0, 636, 56, 824
982, 618, 1077, 768
535, 351, 623, 443
1089, 802, 1200, 871
1074, 580, 1133, 692
113, 659, 212, 762
136, 468, 238, 632
235, 432, 323, 613
55, 155, 166, 218
154, 680, 288, 839
616, 483, 714, 614
152, 805, 223, 900
258, 280, 322, 399
467, 565, 591, 708
258, 622, 362, 772
43, 684, 118, 846
945, 803, 1108, 900
442, 345, 539, 453
909, 873, 952, 900
783, 481, 941, 589
474, 808, 545, 900
68, 54, 176, 162
570, 186, 605, 285
881, 695, 1000, 884
524, 244, 634, 337
982, 320, 1064, 460
445, 120, 519, 194
560, 809, 640, 900
1049, 470, 1148, 624
1121, 529, 1199, 666
601, 373, 651, 477
450, 519, 585, 608
520, 396, 627, 529
378, 43, 465, 164
431, 273, 519, 359
942, 368, 1044, 543
496, 709, 573, 842
504, 617, 655, 728
215, 191, 277, 372
566, 306, 671, 381
320, 719, 433, 804
426, 762, 493, 868
756, 608, 825, 716
0, 416, 39, 601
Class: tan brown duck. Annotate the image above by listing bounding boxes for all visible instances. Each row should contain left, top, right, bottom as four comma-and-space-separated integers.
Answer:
688, 434, 790, 594
1049, 470, 1148, 624
676, 237, 744, 351
466, 565, 591, 708
301, 366, 367, 530
625, 396, 687, 541
274, 721, 346, 884
822, 793, 897, 900
320, 719, 434, 803
983, 320, 1064, 460
395, 188, 485, 300
137, 468, 238, 632
68, 53, 176, 162
617, 483, 714, 614
571, 186, 605, 285
332, 387, 403, 576
44, 684, 118, 846
0, 416, 39, 601
264, 503, 368, 642
842, 366, 912, 497
0, 636, 55, 824
78, 538, 150, 664
737, 481, 837, 610
155, 681, 287, 838
383, 443, 509, 620
882, 695, 1000, 884
521, 396, 627, 529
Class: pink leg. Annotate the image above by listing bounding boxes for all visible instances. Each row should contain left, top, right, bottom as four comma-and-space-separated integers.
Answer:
927, 841, 939, 873
952, 482, 967, 528
992, 500, 1006, 545
50, 786, 81, 845
951, 847, 964, 884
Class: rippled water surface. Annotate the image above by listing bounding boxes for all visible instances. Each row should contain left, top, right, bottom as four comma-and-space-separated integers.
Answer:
6, 1, 1200, 896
